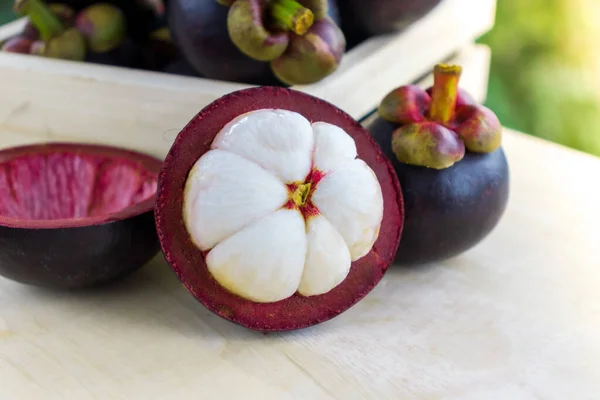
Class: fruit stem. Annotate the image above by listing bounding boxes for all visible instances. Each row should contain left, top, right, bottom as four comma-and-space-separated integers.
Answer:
429, 64, 462, 125
269, 0, 314, 35
291, 182, 312, 207
13, 0, 64, 42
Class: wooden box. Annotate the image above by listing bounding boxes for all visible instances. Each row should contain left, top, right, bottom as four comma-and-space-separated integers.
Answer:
0, 0, 496, 158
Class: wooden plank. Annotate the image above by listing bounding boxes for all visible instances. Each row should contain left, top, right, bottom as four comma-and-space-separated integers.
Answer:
0, 127, 598, 399
0, 52, 251, 159
0, 0, 496, 124
0, 44, 490, 160
0, 17, 26, 42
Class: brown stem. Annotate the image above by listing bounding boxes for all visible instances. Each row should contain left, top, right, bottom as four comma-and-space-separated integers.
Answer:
428, 64, 462, 124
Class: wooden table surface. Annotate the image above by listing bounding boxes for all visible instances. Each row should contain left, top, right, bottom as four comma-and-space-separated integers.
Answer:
0, 127, 598, 399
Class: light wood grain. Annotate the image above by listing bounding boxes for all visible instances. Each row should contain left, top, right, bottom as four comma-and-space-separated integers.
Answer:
0, 0, 495, 123
0, 128, 598, 400
0, 44, 490, 161
0, 18, 27, 42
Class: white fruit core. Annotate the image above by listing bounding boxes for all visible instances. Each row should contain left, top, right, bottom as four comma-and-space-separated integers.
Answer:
182, 109, 384, 303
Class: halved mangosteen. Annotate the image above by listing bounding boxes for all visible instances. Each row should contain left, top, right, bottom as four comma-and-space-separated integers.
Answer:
155, 87, 404, 332
0, 143, 162, 289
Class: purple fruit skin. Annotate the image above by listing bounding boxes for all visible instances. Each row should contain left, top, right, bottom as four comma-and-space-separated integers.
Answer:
366, 115, 509, 266
339, 0, 443, 36
1, 37, 34, 53
167, 0, 341, 84
0, 212, 160, 289
168, 0, 276, 84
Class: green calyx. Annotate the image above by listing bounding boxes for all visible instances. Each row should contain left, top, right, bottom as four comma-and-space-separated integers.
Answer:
271, 17, 346, 85
227, 0, 344, 84
31, 27, 86, 61
227, 0, 318, 62
381, 64, 504, 169
391, 122, 465, 170
227, 0, 289, 61
14, 0, 65, 41
14, 0, 86, 61
76, 3, 127, 53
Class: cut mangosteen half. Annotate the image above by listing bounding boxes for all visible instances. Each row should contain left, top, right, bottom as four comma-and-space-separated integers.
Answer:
155, 86, 404, 332
0, 143, 162, 289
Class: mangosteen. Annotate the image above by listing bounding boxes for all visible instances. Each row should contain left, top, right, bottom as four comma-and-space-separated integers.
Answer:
47, 0, 161, 42
14, 0, 86, 61
167, 0, 342, 85
339, 0, 442, 38
75, 3, 127, 53
20, 2, 77, 38
365, 64, 509, 266
167, 0, 276, 84
72, 2, 145, 68
84, 37, 143, 68
1, 36, 34, 54
138, 27, 181, 71
0, 143, 162, 289
162, 58, 200, 76
154, 86, 404, 331
225, 0, 346, 85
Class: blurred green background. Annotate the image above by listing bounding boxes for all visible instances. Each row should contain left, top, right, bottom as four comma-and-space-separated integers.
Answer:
1, 0, 598, 157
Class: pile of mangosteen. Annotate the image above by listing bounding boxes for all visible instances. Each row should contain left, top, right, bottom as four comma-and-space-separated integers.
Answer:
1, 0, 446, 84
0, 62, 509, 332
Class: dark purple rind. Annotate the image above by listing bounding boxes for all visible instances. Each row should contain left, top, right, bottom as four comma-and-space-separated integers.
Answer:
310, 16, 345, 62
0, 143, 162, 290
338, 0, 443, 37
85, 37, 144, 68
1, 37, 34, 54
367, 116, 509, 266
155, 86, 404, 332
0, 211, 159, 289
168, 0, 277, 84
270, 17, 345, 85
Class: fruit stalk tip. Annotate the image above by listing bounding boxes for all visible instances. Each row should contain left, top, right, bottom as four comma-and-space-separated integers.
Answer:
270, 0, 315, 35
13, 0, 64, 41
429, 63, 462, 125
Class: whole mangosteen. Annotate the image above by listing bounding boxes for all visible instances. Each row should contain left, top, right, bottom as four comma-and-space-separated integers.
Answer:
154, 86, 404, 331
14, 0, 87, 61
168, 0, 344, 85
365, 64, 509, 266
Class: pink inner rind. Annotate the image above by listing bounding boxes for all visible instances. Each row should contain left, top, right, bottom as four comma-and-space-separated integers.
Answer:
155, 86, 405, 332
0, 143, 161, 229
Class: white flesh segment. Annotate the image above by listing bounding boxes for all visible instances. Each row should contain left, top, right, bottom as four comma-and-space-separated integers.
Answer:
211, 109, 314, 183
206, 209, 308, 303
298, 215, 352, 296
311, 159, 384, 261
182, 149, 288, 251
311, 122, 358, 173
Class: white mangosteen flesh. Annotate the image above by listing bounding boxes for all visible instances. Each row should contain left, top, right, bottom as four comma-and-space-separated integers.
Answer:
182, 109, 384, 303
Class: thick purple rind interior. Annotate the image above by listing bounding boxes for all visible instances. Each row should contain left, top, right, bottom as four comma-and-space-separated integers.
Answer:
0, 142, 163, 289
155, 86, 404, 332
0, 143, 162, 229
